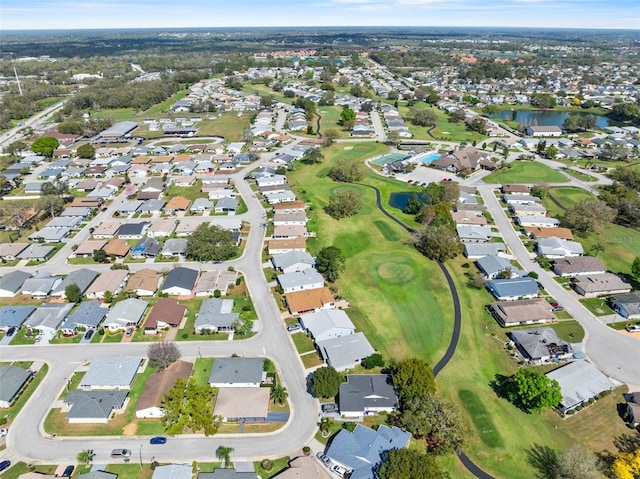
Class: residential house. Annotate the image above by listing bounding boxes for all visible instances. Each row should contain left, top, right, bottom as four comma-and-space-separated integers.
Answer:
141, 178, 166, 194
273, 211, 307, 226
525, 227, 573, 240
103, 238, 131, 259
277, 269, 324, 294
214, 197, 239, 214
285, 287, 335, 315
85, 270, 129, 300
64, 390, 128, 423
503, 194, 541, 205
265, 190, 296, 205
0, 270, 31, 297
488, 298, 556, 327
546, 360, 618, 413
0, 305, 35, 331
430, 146, 496, 173
456, 225, 493, 243
79, 356, 143, 390
526, 125, 563, 137
117, 222, 149, 239
17, 244, 56, 262
143, 298, 186, 334
51, 269, 99, 299
256, 175, 287, 187
271, 251, 315, 273
476, 255, 524, 279
61, 207, 92, 219
324, 425, 411, 479
92, 222, 121, 239
0, 243, 29, 261
194, 270, 237, 297
25, 303, 74, 336
207, 188, 237, 201
190, 198, 213, 214
573, 274, 631, 298
161, 267, 198, 296
77, 470, 118, 479
194, 298, 239, 333
273, 225, 307, 239
165, 196, 191, 213
338, 375, 399, 419
509, 203, 547, 217
487, 277, 539, 301
147, 219, 176, 238
131, 237, 161, 259
28, 226, 72, 243
510, 328, 573, 363
452, 210, 487, 226
117, 200, 144, 216
317, 332, 376, 372
61, 301, 108, 335
611, 293, 640, 320
20, 272, 61, 298
502, 184, 531, 195
151, 465, 192, 479
300, 309, 355, 342
268, 238, 306, 255
125, 269, 162, 296
161, 238, 189, 258
73, 239, 106, 258
135, 360, 193, 418
515, 216, 560, 228
536, 237, 584, 258
273, 200, 306, 214
552, 257, 606, 277
103, 298, 148, 331
0, 365, 33, 408
139, 199, 166, 215
208, 357, 265, 388
213, 387, 270, 423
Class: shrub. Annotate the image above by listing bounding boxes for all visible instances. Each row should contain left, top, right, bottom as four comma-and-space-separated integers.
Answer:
261, 459, 272, 472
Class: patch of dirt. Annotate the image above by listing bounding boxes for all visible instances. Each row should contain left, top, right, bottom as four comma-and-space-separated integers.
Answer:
122, 423, 137, 436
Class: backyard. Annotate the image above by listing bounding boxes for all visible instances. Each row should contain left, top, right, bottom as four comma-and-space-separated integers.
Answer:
483, 160, 569, 184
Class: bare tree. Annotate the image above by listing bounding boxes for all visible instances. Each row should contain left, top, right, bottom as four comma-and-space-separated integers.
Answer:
147, 342, 181, 371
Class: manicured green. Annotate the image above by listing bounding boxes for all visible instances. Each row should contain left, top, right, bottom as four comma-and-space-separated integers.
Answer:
483, 161, 568, 184
196, 113, 252, 141
561, 168, 598, 182
193, 358, 214, 386
542, 186, 596, 216
397, 103, 486, 142
550, 320, 585, 342
140, 90, 189, 116
580, 298, 616, 316
291, 333, 315, 354
0, 463, 56, 479
255, 457, 291, 478
457, 389, 504, 449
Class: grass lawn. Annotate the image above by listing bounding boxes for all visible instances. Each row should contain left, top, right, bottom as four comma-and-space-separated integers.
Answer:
317, 105, 350, 139
255, 457, 291, 478
483, 161, 568, 184
101, 331, 124, 343
561, 168, 598, 182
192, 358, 214, 386
0, 463, 56, 479
542, 186, 596, 216
580, 298, 616, 316
397, 103, 486, 142
573, 223, 640, 276
104, 464, 155, 479
164, 179, 203, 202
301, 353, 324, 369
92, 108, 137, 122
196, 113, 252, 141
550, 320, 585, 342
176, 298, 227, 341
291, 333, 315, 354
139, 90, 190, 116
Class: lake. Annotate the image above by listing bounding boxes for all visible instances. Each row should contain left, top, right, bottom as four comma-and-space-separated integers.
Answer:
389, 192, 428, 210
493, 109, 609, 128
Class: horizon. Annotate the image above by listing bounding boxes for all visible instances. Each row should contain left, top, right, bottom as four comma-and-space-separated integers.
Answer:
3, 0, 639, 31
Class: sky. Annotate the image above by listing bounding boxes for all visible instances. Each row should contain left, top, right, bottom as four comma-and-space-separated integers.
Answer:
2, 0, 639, 30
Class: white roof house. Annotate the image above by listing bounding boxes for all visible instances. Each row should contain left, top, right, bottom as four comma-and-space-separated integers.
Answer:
536, 237, 584, 258
277, 269, 324, 293
25, 303, 75, 335
80, 357, 144, 390
317, 332, 376, 372
103, 298, 148, 331
300, 309, 355, 342
271, 250, 315, 273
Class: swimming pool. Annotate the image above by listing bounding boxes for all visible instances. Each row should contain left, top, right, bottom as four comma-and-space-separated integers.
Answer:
417, 153, 441, 165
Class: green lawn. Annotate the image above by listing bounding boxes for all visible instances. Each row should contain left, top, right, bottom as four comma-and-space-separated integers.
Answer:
193, 358, 214, 386
397, 103, 486, 142
92, 108, 137, 122
164, 179, 204, 202
542, 186, 595, 217
580, 298, 616, 316
0, 463, 57, 479
573, 223, 640, 276
483, 161, 569, 184
561, 168, 598, 182
139, 90, 190, 116
550, 320, 585, 342
291, 333, 315, 354
317, 105, 350, 139
196, 113, 252, 141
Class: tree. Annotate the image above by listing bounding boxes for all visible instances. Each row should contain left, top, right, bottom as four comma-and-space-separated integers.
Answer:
270, 377, 288, 406
396, 395, 466, 454
546, 145, 558, 159
103, 291, 114, 303
93, 249, 107, 263
323, 129, 339, 146
231, 317, 254, 335
440, 181, 460, 203
31, 136, 60, 157
216, 446, 234, 468
160, 377, 220, 436
483, 104, 500, 116
422, 182, 443, 204
506, 368, 562, 413
414, 225, 463, 262
77, 449, 93, 465
316, 246, 346, 282
560, 199, 616, 233
410, 108, 437, 127
340, 106, 356, 125
362, 353, 385, 370
531, 93, 557, 109
611, 449, 640, 479
5, 140, 27, 158
632, 257, 640, 278
65, 283, 82, 303
329, 158, 366, 183
404, 193, 425, 215
530, 185, 547, 199
319, 91, 335, 106
186, 223, 238, 262
241, 127, 254, 142
325, 189, 361, 219
386, 130, 400, 146
260, 93, 274, 108
76, 144, 95, 159
147, 342, 181, 371
449, 109, 466, 123
378, 448, 447, 479
392, 358, 436, 404
303, 147, 324, 164
41, 180, 69, 197
311, 366, 342, 399
555, 445, 602, 479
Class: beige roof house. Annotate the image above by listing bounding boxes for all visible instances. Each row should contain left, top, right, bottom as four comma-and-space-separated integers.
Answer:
213, 387, 270, 421
285, 287, 335, 315
125, 269, 162, 296
165, 196, 191, 212
573, 273, 632, 298
147, 219, 177, 238
104, 238, 131, 258
74, 239, 107, 257
525, 227, 574, 240
92, 222, 122, 239
194, 270, 238, 296
488, 298, 556, 327
268, 238, 306, 255
86, 270, 129, 300
452, 210, 487, 226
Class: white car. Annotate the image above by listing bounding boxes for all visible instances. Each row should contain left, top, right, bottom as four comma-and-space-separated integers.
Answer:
0, 429, 8, 437
331, 464, 348, 478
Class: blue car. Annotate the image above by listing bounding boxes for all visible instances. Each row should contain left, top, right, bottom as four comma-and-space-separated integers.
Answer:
0, 460, 10, 472
150, 436, 167, 445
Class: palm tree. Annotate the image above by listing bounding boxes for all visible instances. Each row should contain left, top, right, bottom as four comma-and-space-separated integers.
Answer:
270, 378, 288, 406
216, 445, 234, 468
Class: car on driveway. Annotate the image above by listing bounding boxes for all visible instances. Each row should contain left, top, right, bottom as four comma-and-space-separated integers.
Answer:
150, 436, 167, 445
62, 465, 74, 477
552, 306, 564, 312
0, 428, 7, 437
331, 464, 348, 477
125, 327, 134, 337
287, 324, 301, 332
550, 302, 559, 307
626, 325, 640, 333
0, 460, 10, 472
6, 327, 16, 337
316, 452, 331, 467
84, 329, 94, 340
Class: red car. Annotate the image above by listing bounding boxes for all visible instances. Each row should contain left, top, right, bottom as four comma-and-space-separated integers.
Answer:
550, 302, 559, 308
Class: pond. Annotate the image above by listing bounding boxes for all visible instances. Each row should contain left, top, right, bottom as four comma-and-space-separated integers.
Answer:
389, 192, 428, 210
493, 109, 609, 128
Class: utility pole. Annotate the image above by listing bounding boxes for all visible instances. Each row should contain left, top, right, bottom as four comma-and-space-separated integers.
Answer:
13, 65, 23, 96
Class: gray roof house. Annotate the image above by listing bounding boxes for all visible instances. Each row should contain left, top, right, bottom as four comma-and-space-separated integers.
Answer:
80, 357, 143, 390
325, 424, 411, 479
611, 293, 640, 320
536, 237, 584, 258
61, 301, 108, 334
25, 303, 74, 335
117, 221, 150, 239
28, 226, 72, 243
161, 238, 189, 258
457, 225, 493, 243
64, 390, 128, 423
208, 357, 265, 388
195, 298, 239, 333
0, 305, 35, 330
78, 471, 118, 479
487, 277, 539, 301
131, 237, 161, 259
190, 198, 213, 213
573, 273, 632, 298
198, 469, 256, 479
317, 332, 376, 372
103, 298, 148, 331
0, 364, 33, 408
476, 255, 523, 279
338, 374, 399, 418
51, 268, 99, 298
0, 270, 32, 297
151, 464, 192, 479
546, 360, 619, 413
161, 267, 199, 296
510, 328, 573, 363
553, 256, 606, 277
271, 251, 315, 274
17, 244, 56, 262
464, 242, 509, 259
277, 269, 324, 293
300, 309, 355, 342
215, 197, 239, 213
20, 272, 61, 298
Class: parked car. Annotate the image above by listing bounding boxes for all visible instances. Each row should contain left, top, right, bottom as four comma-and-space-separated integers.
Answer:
125, 327, 134, 337
110, 449, 131, 458
84, 329, 94, 340
62, 465, 74, 477
0, 460, 10, 472
150, 436, 167, 445
6, 327, 16, 337
550, 302, 559, 307
626, 324, 640, 333
331, 464, 348, 477
316, 452, 331, 467
0, 428, 8, 437
287, 324, 301, 332
552, 306, 564, 312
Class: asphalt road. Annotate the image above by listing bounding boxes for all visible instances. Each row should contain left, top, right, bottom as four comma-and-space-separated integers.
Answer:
0, 100, 67, 150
